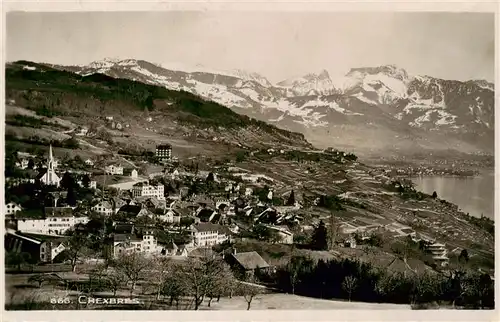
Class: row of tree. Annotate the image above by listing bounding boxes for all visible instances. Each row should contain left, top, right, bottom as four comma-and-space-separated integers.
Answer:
264, 255, 494, 308
27, 253, 263, 310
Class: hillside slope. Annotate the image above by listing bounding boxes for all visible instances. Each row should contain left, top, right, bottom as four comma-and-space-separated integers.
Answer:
5, 61, 312, 156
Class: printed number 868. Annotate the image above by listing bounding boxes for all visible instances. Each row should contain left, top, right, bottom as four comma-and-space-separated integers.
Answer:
50, 298, 71, 304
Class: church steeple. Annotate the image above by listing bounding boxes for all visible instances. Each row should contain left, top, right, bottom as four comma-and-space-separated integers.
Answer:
47, 144, 54, 171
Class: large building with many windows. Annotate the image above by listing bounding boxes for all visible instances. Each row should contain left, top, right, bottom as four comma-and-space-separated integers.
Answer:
131, 182, 165, 200
155, 144, 172, 161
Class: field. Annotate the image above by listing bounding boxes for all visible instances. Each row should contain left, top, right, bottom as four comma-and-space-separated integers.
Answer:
5, 271, 411, 311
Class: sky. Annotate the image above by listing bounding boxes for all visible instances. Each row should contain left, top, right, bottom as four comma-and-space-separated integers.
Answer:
6, 11, 495, 83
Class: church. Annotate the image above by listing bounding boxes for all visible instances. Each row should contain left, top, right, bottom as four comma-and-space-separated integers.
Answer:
38, 145, 61, 187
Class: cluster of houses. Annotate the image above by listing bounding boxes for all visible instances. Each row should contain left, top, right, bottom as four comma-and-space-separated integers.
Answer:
5, 142, 454, 274
4, 142, 300, 271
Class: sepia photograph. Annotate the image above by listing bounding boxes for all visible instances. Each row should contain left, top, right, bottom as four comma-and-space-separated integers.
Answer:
2, 6, 496, 314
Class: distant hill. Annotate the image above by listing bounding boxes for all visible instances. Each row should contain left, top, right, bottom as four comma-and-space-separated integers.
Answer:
5, 61, 312, 155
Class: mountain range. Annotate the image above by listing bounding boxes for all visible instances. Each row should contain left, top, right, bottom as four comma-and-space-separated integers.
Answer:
50, 58, 495, 156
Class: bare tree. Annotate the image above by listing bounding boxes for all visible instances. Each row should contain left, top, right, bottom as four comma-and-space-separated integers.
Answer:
328, 214, 340, 250
240, 276, 260, 310
287, 255, 312, 295
161, 269, 184, 309
178, 256, 225, 310
206, 262, 234, 307
65, 233, 92, 272
151, 256, 173, 300
104, 269, 128, 296
114, 252, 151, 295
342, 275, 358, 302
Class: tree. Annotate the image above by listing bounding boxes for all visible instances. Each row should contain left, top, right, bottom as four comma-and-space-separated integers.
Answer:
161, 267, 184, 309
151, 256, 173, 300
432, 191, 438, 199
27, 159, 35, 170
342, 275, 358, 302
328, 214, 340, 250
103, 269, 128, 296
6, 251, 32, 271
206, 262, 234, 307
64, 233, 92, 272
240, 276, 260, 310
287, 255, 313, 294
81, 175, 91, 189
286, 190, 295, 206
459, 249, 469, 264
114, 252, 151, 295
66, 185, 77, 207
311, 220, 328, 250
60, 172, 77, 191
178, 256, 225, 310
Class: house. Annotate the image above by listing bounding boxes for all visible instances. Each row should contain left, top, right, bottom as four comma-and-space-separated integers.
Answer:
132, 183, 165, 200
160, 209, 181, 224
139, 197, 166, 210
196, 208, 217, 223
130, 169, 138, 179
114, 223, 135, 234
15, 158, 30, 170
4, 230, 66, 263
116, 205, 150, 218
77, 179, 97, 190
158, 240, 188, 257
110, 230, 158, 258
105, 164, 124, 175
225, 250, 270, 278
5, 202, 22, 215
91, 201, 114, 216
155, 144, 172, 162
75, 127, 88, 136
85, 159, 94, 167
264, 225, 294, 244
191, 222, 229, 247
343, 235, 357, 248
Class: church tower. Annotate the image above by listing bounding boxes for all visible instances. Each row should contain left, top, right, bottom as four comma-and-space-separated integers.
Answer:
39, 144, 61, 187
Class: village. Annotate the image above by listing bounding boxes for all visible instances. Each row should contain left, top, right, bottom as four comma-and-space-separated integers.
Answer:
4, 139, 495, 310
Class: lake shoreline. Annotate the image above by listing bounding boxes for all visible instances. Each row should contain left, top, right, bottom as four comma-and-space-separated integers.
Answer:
412, 172, 494, 220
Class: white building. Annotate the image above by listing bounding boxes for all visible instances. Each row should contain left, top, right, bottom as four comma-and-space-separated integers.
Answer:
85, 159, 94, 166
16, 159, 30, 170
112, 230, 158, 258
77, 179, 97, 190
264, 225, 294, 244
39, 145, 61, 187
428, 242, 449, 267
16, 210, 89, 236
130, 169, 138, 179
105, 164, 124, 175
132, 183, 165, 200
75, 127, 88, 136
5, 202, 22, 215
191, 223, 229, 247
159, 209, 181, 224
91, 201, 114, 216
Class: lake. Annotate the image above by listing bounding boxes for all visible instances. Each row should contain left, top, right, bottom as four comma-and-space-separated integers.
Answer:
412, 171, 494, 219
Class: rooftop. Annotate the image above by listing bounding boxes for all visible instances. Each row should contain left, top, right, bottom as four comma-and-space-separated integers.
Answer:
231, 251, 270, 270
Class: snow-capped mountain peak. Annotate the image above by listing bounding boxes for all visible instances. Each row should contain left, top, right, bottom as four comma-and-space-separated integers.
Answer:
56, 58, 493, 154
